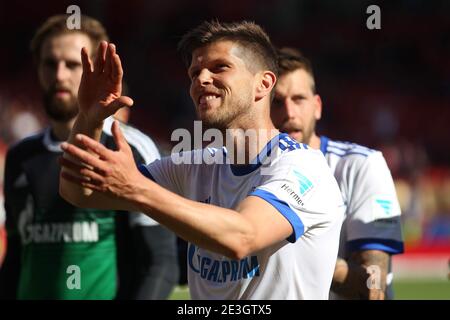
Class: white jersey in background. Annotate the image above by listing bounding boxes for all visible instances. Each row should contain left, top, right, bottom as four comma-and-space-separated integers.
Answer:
103, 116, 161, 226
139, 133, 345, 300
319, 136, 404, 299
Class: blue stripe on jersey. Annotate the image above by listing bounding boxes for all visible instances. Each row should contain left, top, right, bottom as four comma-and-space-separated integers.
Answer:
138, 164, 156, 182
250, 189, 304, 243
346, 238, 404, 254
326, 146, 346, 156
328, 143, 371, 154
279, 133, 307, 151
326, 139, 375, 157
320, 135, 329, 156
327, 150, 376, 158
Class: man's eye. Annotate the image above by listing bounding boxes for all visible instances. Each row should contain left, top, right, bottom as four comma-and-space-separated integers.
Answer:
293, 97, 305, 103
215, 64, 229, 71
66, 62, 81, 69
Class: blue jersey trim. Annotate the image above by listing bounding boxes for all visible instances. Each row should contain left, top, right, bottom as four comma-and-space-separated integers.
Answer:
326, 139, 375, 157
230, 132, 306, 176
346, 238, 404, 254
326, 150, 372, 158
138, 164, 156, 182
320, 136, 329, 156
230, 133, 281, 176
250, 189, 304, 243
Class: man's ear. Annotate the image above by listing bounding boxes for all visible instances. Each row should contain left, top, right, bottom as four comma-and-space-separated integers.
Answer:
314, 94, 323, 120
255, 71, 276, 101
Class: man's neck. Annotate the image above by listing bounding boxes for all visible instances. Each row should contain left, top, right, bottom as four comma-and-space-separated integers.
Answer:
224, 115, 279, 165
308, 133, 321, 150
50, 117, 76, 142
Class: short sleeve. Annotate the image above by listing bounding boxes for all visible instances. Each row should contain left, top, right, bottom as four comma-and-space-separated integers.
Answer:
250, 149, 344, 243
345, 152, 404, 254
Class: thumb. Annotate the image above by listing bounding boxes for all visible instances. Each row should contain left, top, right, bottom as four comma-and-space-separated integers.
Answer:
106, 96, 134, 117
111, 120, 131, 153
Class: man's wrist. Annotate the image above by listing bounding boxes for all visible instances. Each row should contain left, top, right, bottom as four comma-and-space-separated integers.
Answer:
76, 112, 104, 132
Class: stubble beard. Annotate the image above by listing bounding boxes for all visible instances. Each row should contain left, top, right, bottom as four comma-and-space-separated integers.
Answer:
200, 91, 252, 132
43, 90, 79, 122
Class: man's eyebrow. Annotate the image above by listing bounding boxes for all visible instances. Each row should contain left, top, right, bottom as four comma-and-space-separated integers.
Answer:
292, 94, 307, 99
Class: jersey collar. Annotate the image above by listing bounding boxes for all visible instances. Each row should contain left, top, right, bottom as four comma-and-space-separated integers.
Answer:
229, 133, 288, 176
43, 128, 63, 153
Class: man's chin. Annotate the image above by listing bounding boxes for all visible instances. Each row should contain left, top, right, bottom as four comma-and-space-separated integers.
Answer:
44, 102, 78, 122
287, 131, 304, 143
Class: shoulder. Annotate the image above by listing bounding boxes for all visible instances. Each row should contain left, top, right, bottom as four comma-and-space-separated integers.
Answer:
6, 130, 46, 162
278, 133, 310, 152
102, 117, 160, 164
325, 138, 376, 158
277, 134, 326, 165
323, 137, 387, 168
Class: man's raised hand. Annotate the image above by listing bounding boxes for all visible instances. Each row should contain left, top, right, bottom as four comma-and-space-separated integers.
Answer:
78, 41, 133, 125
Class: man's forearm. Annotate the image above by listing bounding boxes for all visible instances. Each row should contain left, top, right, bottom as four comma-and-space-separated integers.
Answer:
331, 258, 369, 299
353, 250, 388, 300
331, 251, 389, 299
129, 177, 256, 260
67, 113, 103, 148
60, 114, 104, 201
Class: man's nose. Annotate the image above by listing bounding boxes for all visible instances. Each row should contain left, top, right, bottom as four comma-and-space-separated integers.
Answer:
284, 100, 298, 119
196, 69, 213, 86
55, 62, 70, 82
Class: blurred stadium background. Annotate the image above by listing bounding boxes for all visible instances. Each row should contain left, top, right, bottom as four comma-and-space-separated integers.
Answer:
0, 0, 449, 299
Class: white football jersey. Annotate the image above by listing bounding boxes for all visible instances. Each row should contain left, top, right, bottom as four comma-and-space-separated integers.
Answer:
320, 136, 404, 299
139, 133, 344, 300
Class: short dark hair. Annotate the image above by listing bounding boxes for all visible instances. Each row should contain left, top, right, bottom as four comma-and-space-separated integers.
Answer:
31, 14, 109, 63
178, 20, 278, 77
277, 47, 316, 93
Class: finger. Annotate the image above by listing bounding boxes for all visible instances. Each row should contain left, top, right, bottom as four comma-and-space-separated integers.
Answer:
79, 166, 107, 185
104, 43, 115, 77
59, 156, 105, 177
61, 141, 109, 171
112, 51, 124, 80
111, 120, 132, 153
81, 47, 93, 73
59, 156, 88, 172
74, 134, 113, 161
61, 171, 105, 192
107, 96, 134, 117
94, 41, 108, 74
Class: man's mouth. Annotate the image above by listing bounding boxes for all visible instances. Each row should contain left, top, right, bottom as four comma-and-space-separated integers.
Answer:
198, 93, 221, 107
53, 89, 71, 98
281, 124, 302, 134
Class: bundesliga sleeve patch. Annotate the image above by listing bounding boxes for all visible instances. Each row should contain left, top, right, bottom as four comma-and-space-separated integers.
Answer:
292, 170, 314, 196
371, 195, 400, 226
277, 169, 315, 209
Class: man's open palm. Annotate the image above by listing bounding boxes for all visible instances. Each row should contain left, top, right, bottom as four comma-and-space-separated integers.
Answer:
78, 41, 133, 124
